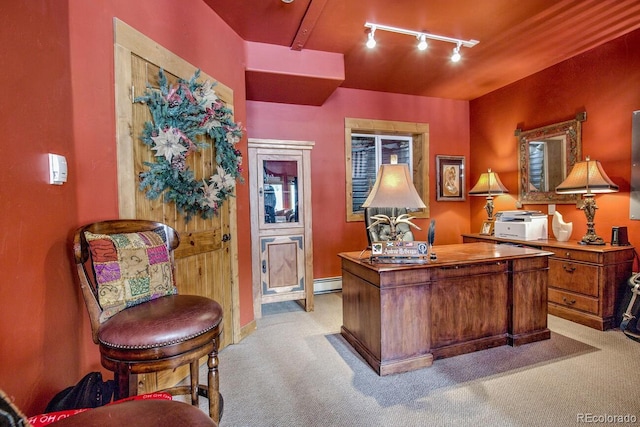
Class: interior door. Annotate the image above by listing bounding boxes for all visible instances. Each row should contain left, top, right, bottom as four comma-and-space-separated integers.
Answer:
248, 139, 314, 318
114, 20, 237, 394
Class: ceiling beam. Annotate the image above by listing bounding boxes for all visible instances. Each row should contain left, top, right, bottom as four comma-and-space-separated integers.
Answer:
290, 0, 328, 51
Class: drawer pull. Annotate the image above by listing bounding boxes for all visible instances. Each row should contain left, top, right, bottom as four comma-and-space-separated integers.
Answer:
562, 297, 576, 305
438, 261, 502, 271
562, 264, 576, 273
565, 252, 572, 259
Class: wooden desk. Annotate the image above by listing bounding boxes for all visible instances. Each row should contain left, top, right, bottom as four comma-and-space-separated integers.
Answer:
462, 233, 634, 330
339, 242, 552, 375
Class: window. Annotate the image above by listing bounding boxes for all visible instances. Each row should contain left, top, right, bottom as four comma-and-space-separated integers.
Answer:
351, 134, 413, 213
263, 159, 299, 224
345, 118, 430, 222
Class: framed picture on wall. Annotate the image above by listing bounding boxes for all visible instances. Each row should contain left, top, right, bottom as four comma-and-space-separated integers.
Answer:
436, 155, 465, 201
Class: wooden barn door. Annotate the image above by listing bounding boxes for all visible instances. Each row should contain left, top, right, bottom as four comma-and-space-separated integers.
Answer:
114, 19, 238, 394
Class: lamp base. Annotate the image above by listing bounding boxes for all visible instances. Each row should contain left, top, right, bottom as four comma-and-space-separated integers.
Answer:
578, 233, 606, 246
578, 195, 606, 245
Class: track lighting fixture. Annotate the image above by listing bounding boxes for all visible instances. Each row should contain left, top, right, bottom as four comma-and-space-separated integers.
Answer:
366, 26, 377, 49
417, 34, 428, 51
451, 43, 461, 62
364, 22, 478, 59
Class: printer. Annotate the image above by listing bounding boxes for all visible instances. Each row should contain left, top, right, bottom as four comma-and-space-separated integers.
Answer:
494, 210, 548, 241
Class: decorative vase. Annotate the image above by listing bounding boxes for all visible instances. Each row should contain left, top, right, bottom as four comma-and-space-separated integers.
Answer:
552, 211, 573, 242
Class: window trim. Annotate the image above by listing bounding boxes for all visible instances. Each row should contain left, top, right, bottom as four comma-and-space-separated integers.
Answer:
345, 118, 430, 222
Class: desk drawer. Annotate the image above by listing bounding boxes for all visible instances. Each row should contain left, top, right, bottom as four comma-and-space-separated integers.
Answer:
430, 261, 507, 280
548, 259, 599, 297
548, 288, 599, 314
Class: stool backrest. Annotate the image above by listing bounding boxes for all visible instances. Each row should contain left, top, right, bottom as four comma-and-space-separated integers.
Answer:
73, 220, 180, 343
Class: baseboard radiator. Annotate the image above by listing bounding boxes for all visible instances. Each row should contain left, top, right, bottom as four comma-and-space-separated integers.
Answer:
314, 276, 342, 294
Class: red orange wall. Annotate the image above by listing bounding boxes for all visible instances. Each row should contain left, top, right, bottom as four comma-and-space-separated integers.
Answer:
247, 88, 471, 278
0, 0, 250, 415
0, 0, 79, 415
470, 29, 640, 252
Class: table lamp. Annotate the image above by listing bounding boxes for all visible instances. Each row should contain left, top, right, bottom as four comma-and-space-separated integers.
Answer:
362, 162, 426, 241
555, 156, 618, 245
469, 169, 509, 222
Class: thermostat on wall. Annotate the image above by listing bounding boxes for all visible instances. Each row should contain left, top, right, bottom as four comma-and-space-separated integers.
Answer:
48, 153, 68, 185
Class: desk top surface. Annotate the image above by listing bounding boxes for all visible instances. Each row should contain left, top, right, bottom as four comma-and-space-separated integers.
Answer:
339, 242, 552, 272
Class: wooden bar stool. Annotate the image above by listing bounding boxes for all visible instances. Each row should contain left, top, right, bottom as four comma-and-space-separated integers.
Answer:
73, 220, 223, 422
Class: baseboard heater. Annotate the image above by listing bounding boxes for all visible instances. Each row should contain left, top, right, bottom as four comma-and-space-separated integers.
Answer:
314, 276, 342, 294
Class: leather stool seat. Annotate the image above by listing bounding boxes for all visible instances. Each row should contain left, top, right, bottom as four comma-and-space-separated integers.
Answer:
51, 400, 216, 427
98, 295, 223, 361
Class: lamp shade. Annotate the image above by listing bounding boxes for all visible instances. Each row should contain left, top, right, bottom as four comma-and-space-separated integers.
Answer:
555, 157, 619, 194
361, 164, 426, 209
468, 169, 509, 196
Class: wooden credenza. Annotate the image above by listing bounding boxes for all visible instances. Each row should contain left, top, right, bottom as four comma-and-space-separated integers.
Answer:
462, 233, 634, 330
339, 243, 552, 375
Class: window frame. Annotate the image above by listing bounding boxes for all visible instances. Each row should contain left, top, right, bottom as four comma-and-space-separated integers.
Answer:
350, 133, 414, 215
345, 118, 430, 222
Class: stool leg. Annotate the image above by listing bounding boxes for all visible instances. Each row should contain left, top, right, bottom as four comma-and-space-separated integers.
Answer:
208, 337, 220, 423
114, 366, 135, 401
190, 360, 199, 406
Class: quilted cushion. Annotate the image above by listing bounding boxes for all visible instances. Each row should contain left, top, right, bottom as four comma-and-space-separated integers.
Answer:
85, 229, 177, 322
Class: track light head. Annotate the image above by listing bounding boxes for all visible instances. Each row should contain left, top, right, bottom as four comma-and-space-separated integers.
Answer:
366, 27, 377, 49
451, 43, 461, 62
417, 34, 428, 51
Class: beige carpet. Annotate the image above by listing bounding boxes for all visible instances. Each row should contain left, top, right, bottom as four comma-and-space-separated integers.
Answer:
208, 292, 639, 427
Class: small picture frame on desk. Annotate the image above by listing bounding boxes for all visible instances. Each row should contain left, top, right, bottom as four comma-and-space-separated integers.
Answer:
436, 155, 465, 201
480, 221, 494, 235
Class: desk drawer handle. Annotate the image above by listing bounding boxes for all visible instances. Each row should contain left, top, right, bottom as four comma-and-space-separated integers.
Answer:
565, 252, 572, 259
562, 297, 576, 305
562, 265, 576, 273
438, 261, 501, 271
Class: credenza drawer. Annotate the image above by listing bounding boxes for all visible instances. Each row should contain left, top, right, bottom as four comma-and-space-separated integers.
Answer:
548, 288, 599, 314
548, 259, 599, 297
543, 247, 601, 263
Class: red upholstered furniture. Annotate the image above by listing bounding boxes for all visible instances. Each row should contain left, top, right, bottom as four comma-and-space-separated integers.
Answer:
73, 220, 223, 422
2, 390, 216, 427
40, 400, 216, 427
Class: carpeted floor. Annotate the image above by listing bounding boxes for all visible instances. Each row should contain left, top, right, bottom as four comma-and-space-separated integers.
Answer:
207, 292, 639, 427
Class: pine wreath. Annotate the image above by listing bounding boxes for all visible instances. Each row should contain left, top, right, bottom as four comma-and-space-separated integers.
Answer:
135, 69, 244, 221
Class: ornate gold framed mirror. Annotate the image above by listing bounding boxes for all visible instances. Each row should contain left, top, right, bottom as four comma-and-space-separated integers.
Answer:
516, 112, 586, 204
